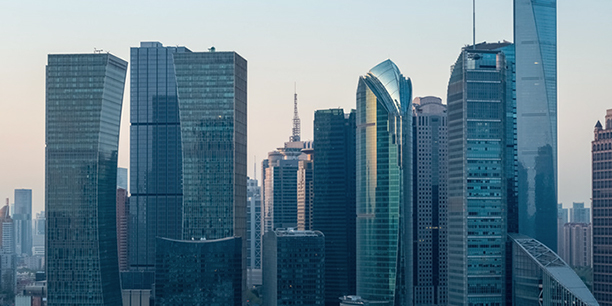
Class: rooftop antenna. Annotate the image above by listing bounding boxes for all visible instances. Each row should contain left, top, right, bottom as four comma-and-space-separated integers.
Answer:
254, 157, 257, 181
290, 83, 301, 142
473, 0, 476, 49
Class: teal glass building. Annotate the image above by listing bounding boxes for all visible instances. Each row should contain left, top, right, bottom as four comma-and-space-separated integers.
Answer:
446, 47, 509, 305
355, 60, 412, 305
45, 53, 127, 305
514, 0, 558, 251
173, 49, 247, 296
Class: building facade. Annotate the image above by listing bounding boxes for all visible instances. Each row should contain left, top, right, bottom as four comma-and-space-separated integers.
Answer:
117, 186, 128, 271
570, 202, 591, 224
13, 189, 32, 256
514, 0, 558, 251
129, 41, 189, 273
45, 53, 127, 305
0, 204, 15, 294
155, 237, 242, 306
412, 96, 448, 305
262, 229, 325, 306
510, 234, 599, 306
592, 111, 612, 305
446, 45, 509, 305
247, 177, 262, 287
356, 59, 412, 304
561, 223, 592, 268
297, 149, 314, 231
312, 108, 356, 306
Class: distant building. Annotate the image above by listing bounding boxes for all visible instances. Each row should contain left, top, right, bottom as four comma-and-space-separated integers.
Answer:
263, 229, 324, 306
45, 53, 127, 305
13, 189, 32, 256
247, 177, 262, 287
557, 204, 569, 260
296, 149, 314, 231
339, 296, 389, 306
571, 202, 591, 224
412, 96, 448, 306
561, 223, 592, 268
117, 167, 127, 190
32, 212, 44, 255
116, 187, 128, 271
312, 108, 356, 306
510, 234, 598, 305
592, 110, 612, 305
0, 205, 16, 294
155, 237, 242, 306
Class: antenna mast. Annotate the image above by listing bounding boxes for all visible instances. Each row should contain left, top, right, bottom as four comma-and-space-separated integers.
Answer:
473, 0, 476, 49
290, 83, 301, 142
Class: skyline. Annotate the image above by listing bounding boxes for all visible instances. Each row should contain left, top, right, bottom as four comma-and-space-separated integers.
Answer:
1, 1, 611, 213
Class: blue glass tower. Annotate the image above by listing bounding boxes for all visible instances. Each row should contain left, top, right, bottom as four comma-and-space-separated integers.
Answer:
446, 46, 509, 305
14, 189, 32, 256
356, 60, 412, 305
514, 0, 558, 251
129, 42, 190, 273
45, 53, 127, 305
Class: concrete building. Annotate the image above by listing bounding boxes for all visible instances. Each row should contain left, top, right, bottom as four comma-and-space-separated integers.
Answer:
571, 202, 591, 224
592, 110, 612, 305
45, 53, 126, 305
247, 177, 262, 287
263, 229, 325, 306
0, 204, 15, 294
561, 223, 592, 268
296, 149, 314, 231
412, 96, 447, 306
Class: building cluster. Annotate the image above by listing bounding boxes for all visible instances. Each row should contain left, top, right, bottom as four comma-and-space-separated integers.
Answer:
17, 1, 607, 306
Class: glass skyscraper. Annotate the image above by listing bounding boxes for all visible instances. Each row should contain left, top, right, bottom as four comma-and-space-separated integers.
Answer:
514, 0, 558, 251
312, 108, 356, 306
446, 46, 509, 305
173, 49, 248, 296
356, 59, 412, 305
45, 53, 127, 305
129, 42, 190, 272
14, 188, 32, 256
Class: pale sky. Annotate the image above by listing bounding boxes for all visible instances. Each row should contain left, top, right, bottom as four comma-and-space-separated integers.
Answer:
0, 0, 610, 214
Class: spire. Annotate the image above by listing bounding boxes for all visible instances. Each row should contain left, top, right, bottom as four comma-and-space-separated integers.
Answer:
290, 83, 301, 142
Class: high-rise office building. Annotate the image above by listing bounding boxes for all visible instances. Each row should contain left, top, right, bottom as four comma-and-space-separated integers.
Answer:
117, 186, 128, 272
0, 204, 15, 294
557, 203, 569, 260
155, 237, 242, 306
570, 202, 591, 224
297, 149, 314, 231
129, 42, 189, 273
247, 177, 262, 287
173, 48, 248, 297
446, 45, 510, 305
412, 96, 447, 306
510, 234, 599, 306
45, 53, 127, 305
32, 211, 44, 256
355, 59, 412, 304
592, 110, 612, 305
561, 223, 592, 268
14, 189, 32, 256
262, 229, 325, 306
312, 108, 356, 306
514, 0, 558, 251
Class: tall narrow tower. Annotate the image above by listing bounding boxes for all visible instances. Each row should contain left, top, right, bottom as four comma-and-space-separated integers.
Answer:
290, 87, 301, 142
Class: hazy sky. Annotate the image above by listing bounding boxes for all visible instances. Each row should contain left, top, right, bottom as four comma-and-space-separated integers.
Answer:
0, 0, 610, 213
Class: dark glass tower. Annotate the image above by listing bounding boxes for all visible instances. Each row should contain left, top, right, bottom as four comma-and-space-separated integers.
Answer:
592, 110, 612, 306
356, 60, 412, 305
173, 49, 248, 296
411, 97, 447, 306
446, 46, 509, 305
155, 237, 242, 306
45, 53, 127, 305
14, 189, 32, 256
312, 108, 356, 306
129, 42, 190, 272
514, 0, 558, 251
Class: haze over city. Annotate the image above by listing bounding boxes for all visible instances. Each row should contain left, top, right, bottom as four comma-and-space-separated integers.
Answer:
0, 0, 610, 213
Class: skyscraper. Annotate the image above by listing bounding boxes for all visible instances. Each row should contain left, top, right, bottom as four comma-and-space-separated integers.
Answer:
355, 59, 412, 305
262, 229, 325, 306
561, 222, 592, 268
46, 53, 127, 305
13, 189, 32, 256
592, 110, 612, 305
0, 204, 15, 294
570, 202, 591, 224
514, 0, 558, 251
247, 177, 262, 287
446, 45, 509, 305
412, 96, 447, 306
312, 108, 356, 306
173, 48, 248, 296
129, 42, 189, 273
